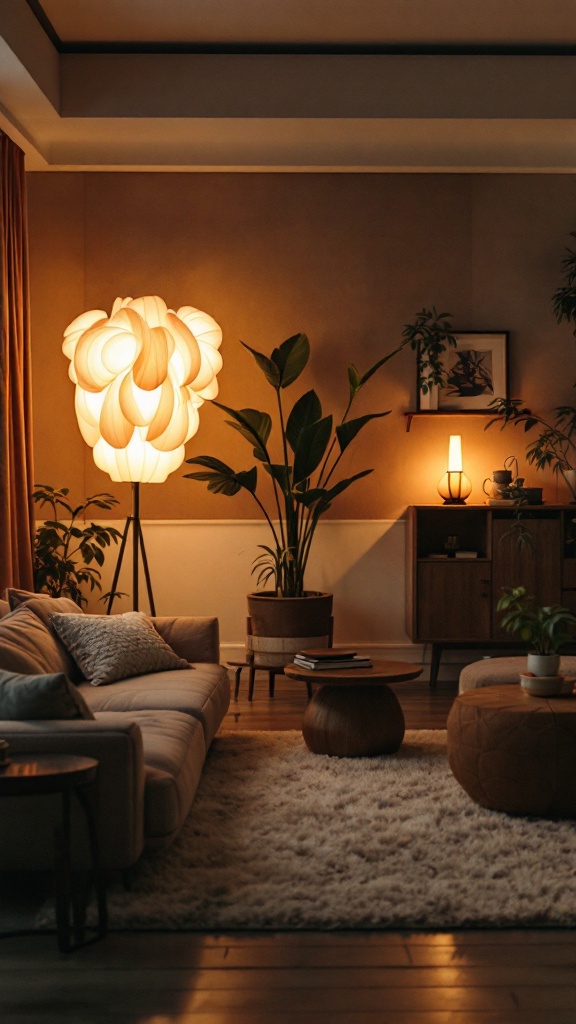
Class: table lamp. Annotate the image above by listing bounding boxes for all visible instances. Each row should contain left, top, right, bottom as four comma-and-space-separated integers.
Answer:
437, 434, 472, 504
62, 295, 222, 612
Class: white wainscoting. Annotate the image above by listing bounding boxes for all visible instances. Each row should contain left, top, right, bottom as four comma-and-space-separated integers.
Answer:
81, 518, 422, 661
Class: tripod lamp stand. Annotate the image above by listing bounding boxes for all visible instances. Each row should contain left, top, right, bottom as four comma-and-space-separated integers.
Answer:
62, 295, 223, 613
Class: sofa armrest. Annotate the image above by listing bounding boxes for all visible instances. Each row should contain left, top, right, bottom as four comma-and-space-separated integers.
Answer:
152, 615, 220, 663
0, 714, 146, 870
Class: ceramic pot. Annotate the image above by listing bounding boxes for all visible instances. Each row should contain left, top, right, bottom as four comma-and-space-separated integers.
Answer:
526, 652, 560, 677
246, 591, 333, 667
519, 673, 566, 697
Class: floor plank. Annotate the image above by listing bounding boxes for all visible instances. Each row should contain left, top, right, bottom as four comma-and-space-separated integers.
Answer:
1, 672, 574, 1023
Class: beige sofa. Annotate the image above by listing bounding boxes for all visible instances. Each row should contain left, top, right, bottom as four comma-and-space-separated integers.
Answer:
0, 595, 230, 871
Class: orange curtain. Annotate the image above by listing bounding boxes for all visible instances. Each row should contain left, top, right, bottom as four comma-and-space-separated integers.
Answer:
0, 133, 35, 591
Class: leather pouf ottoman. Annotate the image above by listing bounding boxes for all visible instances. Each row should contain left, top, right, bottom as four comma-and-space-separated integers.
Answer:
447, 685, 576, 818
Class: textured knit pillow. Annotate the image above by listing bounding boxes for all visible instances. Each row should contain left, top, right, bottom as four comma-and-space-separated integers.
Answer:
51, 611, 191, 686
0, 669, 94, 720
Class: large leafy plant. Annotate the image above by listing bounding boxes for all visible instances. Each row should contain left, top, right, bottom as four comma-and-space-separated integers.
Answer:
33, 485, 123, 607
487, 228, 576, 475
497, 586, 576, 655
185, 320, 453, 597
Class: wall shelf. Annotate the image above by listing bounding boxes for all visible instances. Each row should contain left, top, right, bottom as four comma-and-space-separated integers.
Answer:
404, 411, 494, 432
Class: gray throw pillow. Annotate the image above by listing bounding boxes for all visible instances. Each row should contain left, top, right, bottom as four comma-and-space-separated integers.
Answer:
0, 670, 94, 720
51, 611, 191, 686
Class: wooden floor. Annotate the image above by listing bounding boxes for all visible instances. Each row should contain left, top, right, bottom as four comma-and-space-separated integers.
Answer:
1, 673, 575, 1024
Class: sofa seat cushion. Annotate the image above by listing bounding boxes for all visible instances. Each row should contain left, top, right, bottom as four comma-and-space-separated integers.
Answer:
459, 655, 576, 693
121, 709, 206, 843
78, 663, 230, 750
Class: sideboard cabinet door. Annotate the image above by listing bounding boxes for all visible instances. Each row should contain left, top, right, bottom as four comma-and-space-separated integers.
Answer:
491, 516, 562, 638
416, 561, 491, 641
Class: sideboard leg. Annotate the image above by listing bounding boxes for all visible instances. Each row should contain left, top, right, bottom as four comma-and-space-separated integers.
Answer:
430, 644, 442, 690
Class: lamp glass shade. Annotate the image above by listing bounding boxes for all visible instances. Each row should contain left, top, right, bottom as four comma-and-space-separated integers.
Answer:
63, 295, 222, 483
438, 434, 472, 504
447, 435, 463, 472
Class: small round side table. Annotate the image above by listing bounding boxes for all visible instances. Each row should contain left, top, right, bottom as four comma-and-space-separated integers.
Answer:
0, 753, 108, 952
284, 659, 423, 757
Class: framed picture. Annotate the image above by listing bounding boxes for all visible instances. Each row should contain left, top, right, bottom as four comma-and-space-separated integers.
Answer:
417, 332, 509, 412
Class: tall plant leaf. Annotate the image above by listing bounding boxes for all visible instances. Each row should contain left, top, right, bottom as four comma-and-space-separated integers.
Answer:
286, 390, 322, 452
295, 469, 373, 509
293, 416, 332, 484
336, 412, 390, 453
241, 334, 310, 390
212, 402, 271, 462
184, 456, 257, 495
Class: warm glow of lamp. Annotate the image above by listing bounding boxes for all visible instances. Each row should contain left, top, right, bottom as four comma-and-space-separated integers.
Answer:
62, 295, 223, 483
62, 295, 222, 614
437, 435, 472, 504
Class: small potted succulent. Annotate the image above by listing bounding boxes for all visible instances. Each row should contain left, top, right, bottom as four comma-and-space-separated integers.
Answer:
496, 585, 576, 692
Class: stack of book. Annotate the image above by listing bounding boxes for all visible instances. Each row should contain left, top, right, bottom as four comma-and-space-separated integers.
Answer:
293, 648, 373, 670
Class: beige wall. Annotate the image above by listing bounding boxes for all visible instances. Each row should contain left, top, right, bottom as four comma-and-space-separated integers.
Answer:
27, 173, 576, 521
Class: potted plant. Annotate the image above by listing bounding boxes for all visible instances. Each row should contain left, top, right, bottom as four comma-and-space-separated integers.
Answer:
487, 227, 576, 501
33, 485, 123, 607
184, 319, 452, 662
496, 585, 576, 691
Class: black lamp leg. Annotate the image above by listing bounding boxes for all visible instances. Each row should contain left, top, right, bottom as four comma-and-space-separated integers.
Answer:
106, 482, 156, 615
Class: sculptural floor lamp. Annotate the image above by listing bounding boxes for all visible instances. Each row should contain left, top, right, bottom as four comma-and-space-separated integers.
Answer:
62, 295, 223, 613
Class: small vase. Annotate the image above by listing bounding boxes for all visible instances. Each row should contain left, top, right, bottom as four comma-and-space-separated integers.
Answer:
526, 652, 560, 677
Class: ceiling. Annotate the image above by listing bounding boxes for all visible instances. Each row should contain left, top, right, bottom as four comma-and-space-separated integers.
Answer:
0, 1, 575, 172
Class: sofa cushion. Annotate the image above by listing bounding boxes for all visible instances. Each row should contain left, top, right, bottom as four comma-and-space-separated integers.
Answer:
0, 669, 94, 720
52, 611, 190, 687
0, 606, 74, 676
125, 710, 206, 842
13, 595, 85, 682
5, 588, 51, 611
78, 663, 230, 750
0, 599, 10, 619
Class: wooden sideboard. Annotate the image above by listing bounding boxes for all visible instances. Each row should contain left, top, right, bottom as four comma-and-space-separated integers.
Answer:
406, 504, 576, 686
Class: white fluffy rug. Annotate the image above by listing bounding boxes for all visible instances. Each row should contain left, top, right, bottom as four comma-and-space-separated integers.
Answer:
77, 730, 576, 930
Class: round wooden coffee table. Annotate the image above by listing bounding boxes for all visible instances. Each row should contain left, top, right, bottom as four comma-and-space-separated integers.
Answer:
447, 684, 576, 817
284, 659, 423, 757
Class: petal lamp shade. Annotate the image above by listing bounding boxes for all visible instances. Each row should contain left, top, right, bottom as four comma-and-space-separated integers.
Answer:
62, 296, 223, 483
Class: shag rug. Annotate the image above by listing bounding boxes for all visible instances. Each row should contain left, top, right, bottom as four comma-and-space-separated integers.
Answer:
48, 730, 576, 931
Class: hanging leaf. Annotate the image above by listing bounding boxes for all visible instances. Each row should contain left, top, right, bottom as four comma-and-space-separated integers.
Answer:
336, 412, 390, 453
184, 455, 257, 495
212, 402, 271, 462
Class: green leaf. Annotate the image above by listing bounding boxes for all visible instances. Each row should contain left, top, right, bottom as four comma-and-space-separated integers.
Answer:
262, 463, 292, 492
212, 402, 271, 462
295, 469, 374, 509
286, 390, 322, 453
273, 333, 310, 388
336, 411, 390, 453
348, 364, 362, 400
184, 455, 257, 495
241, 334, 309, 390
239, 342, 281, 387
293, 416, 333, 484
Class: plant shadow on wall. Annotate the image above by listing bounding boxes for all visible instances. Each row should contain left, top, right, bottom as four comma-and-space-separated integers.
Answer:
487, 228, 576, 503
33, 485, 124, 607
184, 310, 457, 598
